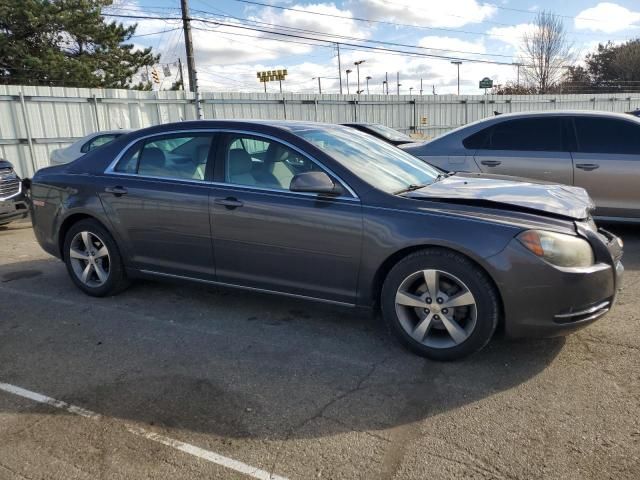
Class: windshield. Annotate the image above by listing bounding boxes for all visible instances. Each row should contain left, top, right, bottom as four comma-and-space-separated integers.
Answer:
366, 124, 413, 142
291, 125, 440, 194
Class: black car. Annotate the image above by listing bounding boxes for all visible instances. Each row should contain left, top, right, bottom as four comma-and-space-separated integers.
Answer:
342, 122, 418, 146
30, 121, 623, 360
0, 159, 29, 226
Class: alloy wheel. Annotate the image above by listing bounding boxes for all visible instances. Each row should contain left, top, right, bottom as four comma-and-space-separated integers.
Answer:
394, 269, 477, 349
69, 231, 111, 288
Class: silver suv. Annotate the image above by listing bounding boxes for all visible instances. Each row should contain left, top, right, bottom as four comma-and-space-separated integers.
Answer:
402, 111, 640, 221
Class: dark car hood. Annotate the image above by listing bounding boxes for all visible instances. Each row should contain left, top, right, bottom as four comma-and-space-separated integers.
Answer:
405, 172, 595, 220
0, 159, 14, 169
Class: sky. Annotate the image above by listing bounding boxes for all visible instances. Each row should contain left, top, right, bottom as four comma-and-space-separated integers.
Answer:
107, 0, 640, 94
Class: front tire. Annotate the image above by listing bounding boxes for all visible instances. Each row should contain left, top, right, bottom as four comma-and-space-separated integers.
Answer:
63, 219, 130, 297
381, 248, 499, 361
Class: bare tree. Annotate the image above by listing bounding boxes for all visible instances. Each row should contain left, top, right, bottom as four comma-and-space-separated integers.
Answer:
520, 11, 574, 93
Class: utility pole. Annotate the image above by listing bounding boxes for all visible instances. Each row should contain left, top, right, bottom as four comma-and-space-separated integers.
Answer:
451, 61, 462, 95
396, 72, 400, 95
312, 76, 322, 94
513, 62, 523, 87
346, 69, 352, 94
385, 72, 389, 94
420, 78, 423, 96
180, 0, 203, 119
366, 76, 372, 94
354, 60, 365, 95
336, 43, 343, 94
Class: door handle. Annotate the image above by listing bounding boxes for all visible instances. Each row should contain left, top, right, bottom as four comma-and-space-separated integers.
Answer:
575, 163, 600, 171
104, 186, 128, 196
480, 160, 502, 167
214, 197, 244, 209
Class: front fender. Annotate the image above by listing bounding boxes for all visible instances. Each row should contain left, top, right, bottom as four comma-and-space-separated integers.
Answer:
357, 205, 520, 305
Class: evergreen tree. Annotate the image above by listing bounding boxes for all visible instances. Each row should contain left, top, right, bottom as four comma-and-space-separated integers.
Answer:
0, 0, 159, 88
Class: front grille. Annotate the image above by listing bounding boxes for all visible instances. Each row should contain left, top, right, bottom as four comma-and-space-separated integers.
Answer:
0, 169, 20, 200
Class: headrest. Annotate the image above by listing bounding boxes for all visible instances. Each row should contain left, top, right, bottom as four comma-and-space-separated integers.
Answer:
228, 149, 253, 176
140, 147, 166, 170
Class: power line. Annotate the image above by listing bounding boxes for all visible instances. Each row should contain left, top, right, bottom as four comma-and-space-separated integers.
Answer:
105, 12, 518, 66
189, 7, 515, 59
223, 0, 504, 38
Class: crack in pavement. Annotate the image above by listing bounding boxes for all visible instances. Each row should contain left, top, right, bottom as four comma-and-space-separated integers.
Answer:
269, 356, 392, 475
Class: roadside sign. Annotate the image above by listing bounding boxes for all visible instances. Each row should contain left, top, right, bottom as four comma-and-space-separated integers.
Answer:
479, 77, 493, 89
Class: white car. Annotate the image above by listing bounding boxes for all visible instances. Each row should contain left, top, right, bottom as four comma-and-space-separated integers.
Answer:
50, 130, 131, 166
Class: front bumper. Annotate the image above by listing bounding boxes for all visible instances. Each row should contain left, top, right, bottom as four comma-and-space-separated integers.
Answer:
486, 226, 623, 338
0, 182, 29, 225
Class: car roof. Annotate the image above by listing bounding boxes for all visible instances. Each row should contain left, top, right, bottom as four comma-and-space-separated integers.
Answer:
123, 120, 355, 137
471, 109, 639, 123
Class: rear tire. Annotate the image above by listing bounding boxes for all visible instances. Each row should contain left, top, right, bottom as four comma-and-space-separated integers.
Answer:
63, 219, 130, 297
381, 248, 499, 361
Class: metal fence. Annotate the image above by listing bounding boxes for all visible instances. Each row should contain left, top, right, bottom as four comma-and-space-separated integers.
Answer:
2, 84, 640, 178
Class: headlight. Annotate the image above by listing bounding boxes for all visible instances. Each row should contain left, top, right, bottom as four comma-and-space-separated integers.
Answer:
517, 230, 594, 268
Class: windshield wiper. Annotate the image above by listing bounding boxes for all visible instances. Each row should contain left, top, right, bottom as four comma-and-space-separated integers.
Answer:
395, 172, 456, 195
394, 183, 429, 195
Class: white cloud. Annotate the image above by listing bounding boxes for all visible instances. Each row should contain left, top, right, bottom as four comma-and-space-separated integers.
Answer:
353, 0, 496, 28
487, 23, 534, 52
418, 36, 486, 56
256, 3, 369, 39
574, 2, 640, 33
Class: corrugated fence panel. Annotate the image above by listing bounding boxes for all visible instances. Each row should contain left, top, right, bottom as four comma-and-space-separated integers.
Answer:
1, 86, 640, 177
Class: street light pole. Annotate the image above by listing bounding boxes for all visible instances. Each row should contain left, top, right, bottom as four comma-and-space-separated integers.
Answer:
354, 60, 365, 95
451, 61, 462, 95
345, 69, 352, 94
397, 72, 400, 95
366, 76, 372, 94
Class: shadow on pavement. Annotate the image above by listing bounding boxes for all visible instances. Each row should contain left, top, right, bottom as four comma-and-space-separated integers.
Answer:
0, 256, 566, 441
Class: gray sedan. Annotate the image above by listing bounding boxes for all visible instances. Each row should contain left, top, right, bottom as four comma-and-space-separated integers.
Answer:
30, 120, 623, 360
402, 111, 640, 221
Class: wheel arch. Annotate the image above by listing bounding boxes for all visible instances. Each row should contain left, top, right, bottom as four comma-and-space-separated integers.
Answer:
370, 244, 505, 329
57, 212, 114, 259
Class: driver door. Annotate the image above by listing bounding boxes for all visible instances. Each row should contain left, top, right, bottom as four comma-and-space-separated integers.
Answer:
209, 132, 363, 304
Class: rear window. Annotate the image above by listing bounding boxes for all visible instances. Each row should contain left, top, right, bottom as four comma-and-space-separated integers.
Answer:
487, 118, 564, 151
463, 128, 490, 149
574, 117, 640, 155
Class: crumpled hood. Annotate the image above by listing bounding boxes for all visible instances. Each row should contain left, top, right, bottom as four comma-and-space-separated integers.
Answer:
405, 172, 595, 220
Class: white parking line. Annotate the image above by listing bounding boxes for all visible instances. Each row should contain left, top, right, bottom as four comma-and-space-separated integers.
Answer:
0, 382, 288, 480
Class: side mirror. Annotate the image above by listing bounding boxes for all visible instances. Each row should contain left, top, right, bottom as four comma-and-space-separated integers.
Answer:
290, 171, 342, 195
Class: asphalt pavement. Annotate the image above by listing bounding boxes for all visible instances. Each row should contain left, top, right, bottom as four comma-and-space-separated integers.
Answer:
0, 219, 638, 479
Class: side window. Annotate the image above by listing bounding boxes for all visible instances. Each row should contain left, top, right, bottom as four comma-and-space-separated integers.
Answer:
114, 134, 213, 180
81, 134, 120, 153
488, 118, 564, 151
574, 117, 640, 155
463, 127, 490, 149
224, 134, 323, 191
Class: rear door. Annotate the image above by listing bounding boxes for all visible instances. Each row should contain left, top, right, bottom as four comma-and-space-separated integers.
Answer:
99, 132, 217, 279
473, 117, 573, 185
571, 116, 640, 219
